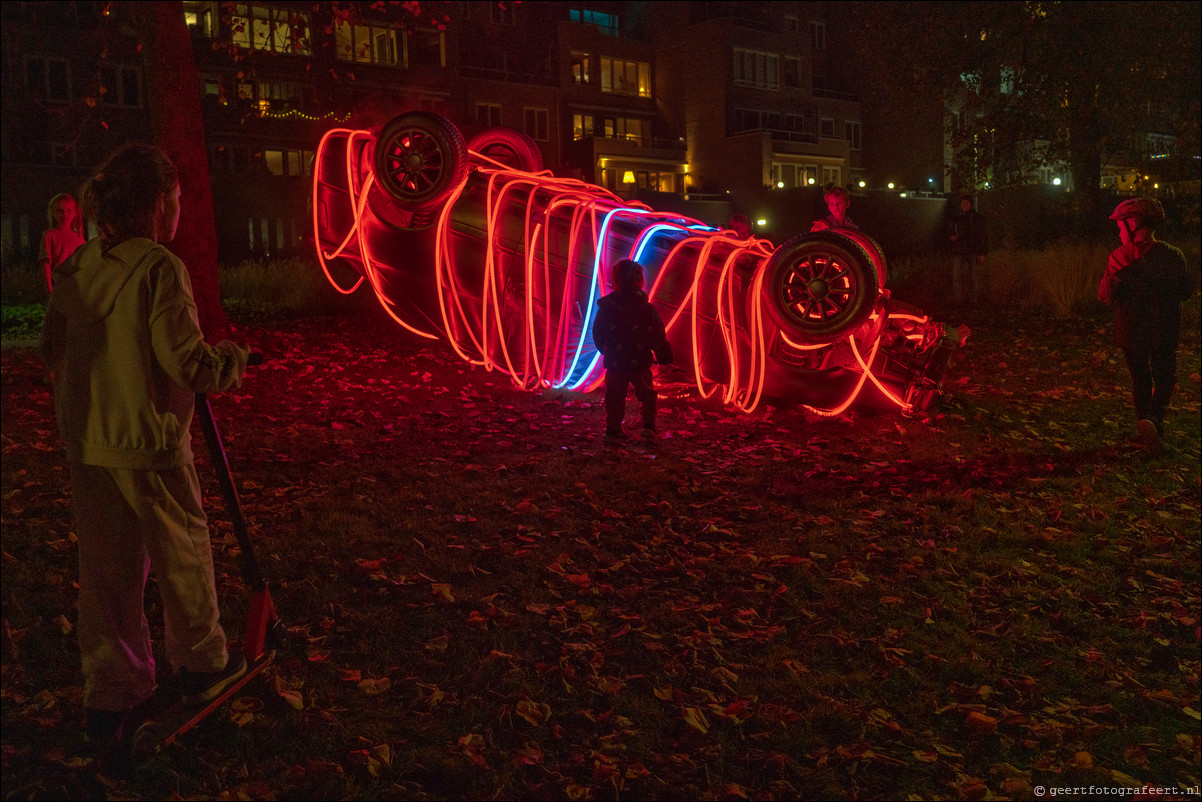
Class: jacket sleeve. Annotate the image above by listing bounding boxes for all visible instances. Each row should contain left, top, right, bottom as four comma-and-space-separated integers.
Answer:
38, 294, 65, 374
592, 302, 609, 355
147, 253, 248, 393
650, 305, 672, 365
1098, 250, 1127, 305
1174, 250, 1194, 303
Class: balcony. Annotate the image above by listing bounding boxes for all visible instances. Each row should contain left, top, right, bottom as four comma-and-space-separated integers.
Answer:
813, 87, 860, 103
729, 125, 820, 146
571, 134, 685, 158
460, 64, 558, 87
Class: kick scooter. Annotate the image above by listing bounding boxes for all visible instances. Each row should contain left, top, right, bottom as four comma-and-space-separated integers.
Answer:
131, 357, 286, 764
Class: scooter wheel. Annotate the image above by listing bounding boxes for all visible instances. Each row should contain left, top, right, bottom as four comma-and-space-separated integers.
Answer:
129, 720, 167, 767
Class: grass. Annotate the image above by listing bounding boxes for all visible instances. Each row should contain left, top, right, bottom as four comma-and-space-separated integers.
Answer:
1, 247, 1200, 800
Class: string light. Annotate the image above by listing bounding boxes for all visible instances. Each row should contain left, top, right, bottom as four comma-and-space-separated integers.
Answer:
312, 128, 965, 416
260, 108, 352, 122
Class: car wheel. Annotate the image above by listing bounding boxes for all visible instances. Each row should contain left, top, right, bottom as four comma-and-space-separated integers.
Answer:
467, 127, 544, 172
760, 231, 881, 344
835, 229, 888, 290
373, 111, 469, 210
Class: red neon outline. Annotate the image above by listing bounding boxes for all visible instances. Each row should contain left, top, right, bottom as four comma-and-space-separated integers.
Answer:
313, 128, 954, 415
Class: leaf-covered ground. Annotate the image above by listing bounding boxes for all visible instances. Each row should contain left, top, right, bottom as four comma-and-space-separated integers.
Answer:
2, 303, 1199, 801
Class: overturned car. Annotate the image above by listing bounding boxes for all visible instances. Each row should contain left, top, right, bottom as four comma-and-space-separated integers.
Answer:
311, 111, 967, 415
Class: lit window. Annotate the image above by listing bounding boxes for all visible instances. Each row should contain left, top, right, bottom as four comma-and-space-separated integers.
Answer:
257, 80, 304, 111
569, 8, 620, 36
571, 51, 591, 84
334, 19, 400, 66
1000, 66, 1016, 95
598, 116, 644, 146
230, 4, 311, 56
572, 113, 595, 140
258, 148, 309, 177
599, 57, 651, 97
772, 163, 798, 189
188, 8, 216, 37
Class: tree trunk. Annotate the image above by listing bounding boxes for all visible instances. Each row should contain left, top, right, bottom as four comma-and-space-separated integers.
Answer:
130, 1, 228, 341
1066, 92, 1105, 222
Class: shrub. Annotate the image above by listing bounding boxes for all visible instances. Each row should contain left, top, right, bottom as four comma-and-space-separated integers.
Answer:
892, 234, 1200, 321
1, 304, 45, 340
220, 256, 341, 323
1027, 242, 1110, 317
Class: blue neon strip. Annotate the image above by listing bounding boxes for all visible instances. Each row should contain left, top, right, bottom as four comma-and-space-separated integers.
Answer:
633, 223, 682, 267
558, 206, 627, 390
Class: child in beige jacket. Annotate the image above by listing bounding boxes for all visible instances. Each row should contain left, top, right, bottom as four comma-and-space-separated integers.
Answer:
40, 144, 251, 758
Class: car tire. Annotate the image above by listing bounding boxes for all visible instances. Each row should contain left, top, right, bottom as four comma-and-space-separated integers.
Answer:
760, 231, 881, 344
467, 127, 544, 172
835, 229, 888, 290
373, 111, 469, 211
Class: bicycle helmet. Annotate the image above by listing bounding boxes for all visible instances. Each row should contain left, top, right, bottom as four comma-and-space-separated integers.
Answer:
1109, 197, 1165, 223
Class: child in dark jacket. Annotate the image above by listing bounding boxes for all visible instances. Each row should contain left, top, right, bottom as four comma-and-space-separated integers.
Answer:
591, 259, 672, 440
1098, 197, 1193, 452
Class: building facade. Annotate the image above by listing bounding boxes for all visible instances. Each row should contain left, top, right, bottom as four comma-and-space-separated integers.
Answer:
2, 0, 868, 267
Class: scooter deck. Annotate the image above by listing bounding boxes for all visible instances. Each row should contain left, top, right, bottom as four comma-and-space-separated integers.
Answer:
130, 651, 275, 765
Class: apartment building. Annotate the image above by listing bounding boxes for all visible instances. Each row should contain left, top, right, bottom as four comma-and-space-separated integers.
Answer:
1, 1, 866, 266
649, 2, 862, 202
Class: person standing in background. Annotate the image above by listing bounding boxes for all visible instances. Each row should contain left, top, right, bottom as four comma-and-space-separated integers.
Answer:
38, 193, 87, 294
810, 185, 859, 233
948, 194, 989, 308
728, 213, 753, 240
